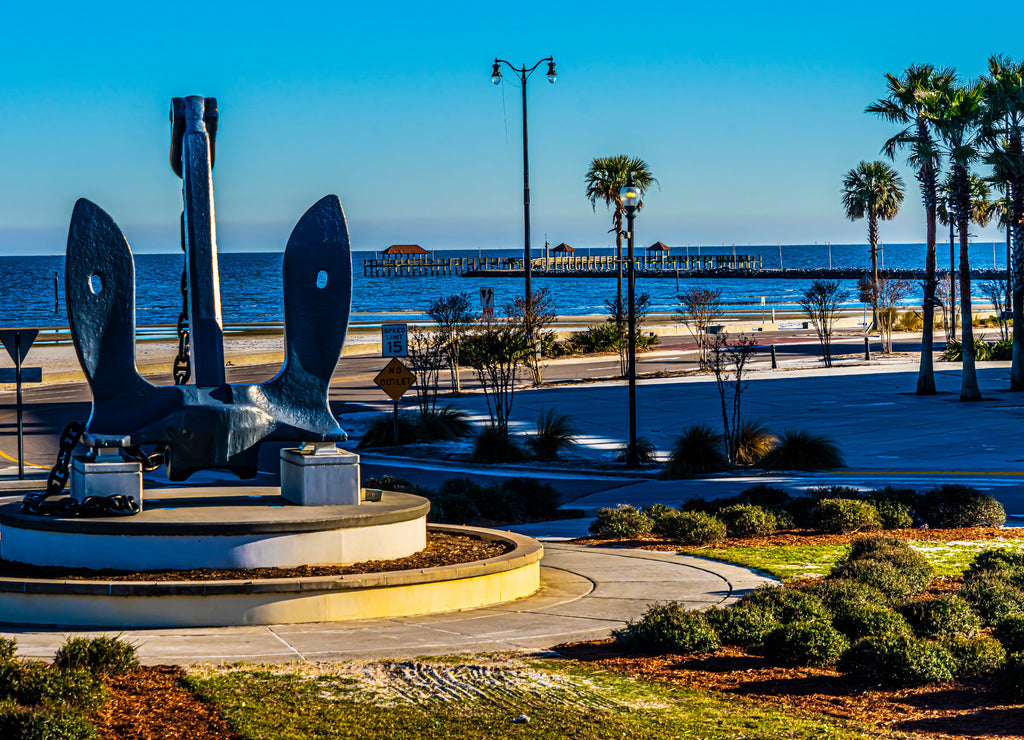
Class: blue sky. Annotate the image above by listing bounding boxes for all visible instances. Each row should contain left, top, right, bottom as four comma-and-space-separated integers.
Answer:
0, 1, 1018, 254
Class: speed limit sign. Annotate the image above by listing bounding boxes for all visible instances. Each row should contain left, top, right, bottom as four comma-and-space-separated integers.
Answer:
381, 324, 408, 357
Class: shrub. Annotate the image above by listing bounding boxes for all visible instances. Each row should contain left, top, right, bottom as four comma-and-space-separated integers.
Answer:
960, 574, 1024, 626
0, 705, 97, 740
418, 405, 474, 441
969, 548, 1024, 576
942, 338, 992, 362
641, 503, 674, 526
704, 605, 778, 646
615, 436, 659, 464
839, 634, 956, 686
471, 426, 528, 463
661, 424, 729, 479
833, 604, 912, 641
997, 652, 1024, 699
362, 475, 414, 493
53, 636, 137, 677
500, 477, 562, 519
871, 498, 914, 529
527, 409, 577, 460
814, 499, 882, 534
783, 496, 819, 528
846, 535, 916, 561
589, 505, 653, 539
830, 538, 932, 602
734, 421, 778, 466
737, 484, 791, 508
799, 579, 886, 614
759, 429, 844, 470
897, 311, 923, 331
942, 635, 1006, 677
994, 615, 1024, 653
739, 586, 831, 624
612, 603, 721, 654
764, 621, 849, 667
0, 639, 14, 664
431, 478, 523, 523
357, 411, 427, 447
917, 484, 1006, 528
901, 596, 980, 639
717, 504, 777, 538
14, 662, 106, 711
427, 489, 481, 525
656, 510, 727, 546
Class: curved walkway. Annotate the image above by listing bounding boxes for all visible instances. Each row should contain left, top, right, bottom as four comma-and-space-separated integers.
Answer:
1, 545, 774, 664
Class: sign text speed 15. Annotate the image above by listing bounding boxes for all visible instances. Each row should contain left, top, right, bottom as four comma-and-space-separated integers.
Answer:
381, 324, 408, 357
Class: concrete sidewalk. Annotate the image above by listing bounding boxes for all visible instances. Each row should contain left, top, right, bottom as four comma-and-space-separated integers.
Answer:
1, 545, 773, 664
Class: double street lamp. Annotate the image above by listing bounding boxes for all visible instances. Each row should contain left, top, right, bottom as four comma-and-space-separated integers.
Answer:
491, 56, 557, 305
620, 176, 642, 468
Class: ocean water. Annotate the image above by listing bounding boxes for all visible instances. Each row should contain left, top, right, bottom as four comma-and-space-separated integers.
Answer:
0, 242, 1010, 329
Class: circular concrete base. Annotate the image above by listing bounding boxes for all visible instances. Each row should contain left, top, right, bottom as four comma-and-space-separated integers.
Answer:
0, 524, 542, 628
0, 489, 429, 571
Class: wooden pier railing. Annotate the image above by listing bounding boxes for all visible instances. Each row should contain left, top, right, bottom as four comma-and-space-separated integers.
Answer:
363, 253, 764, 277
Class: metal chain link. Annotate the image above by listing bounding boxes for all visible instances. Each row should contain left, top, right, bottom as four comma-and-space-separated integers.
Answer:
173, 269, 191, 385
20, 421, 140, 517
121, 445, 165, 472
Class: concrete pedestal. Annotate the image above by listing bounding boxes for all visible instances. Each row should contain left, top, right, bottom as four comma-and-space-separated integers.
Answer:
70, 453, 142, 505
280, 446, 360, 506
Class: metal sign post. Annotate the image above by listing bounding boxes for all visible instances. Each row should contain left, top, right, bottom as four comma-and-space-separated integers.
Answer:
0, 329, 40, 479
373, 358, 417, 443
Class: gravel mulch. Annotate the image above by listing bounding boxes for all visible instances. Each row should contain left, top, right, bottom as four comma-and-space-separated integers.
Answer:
0, 531, 511, 581
554, 640, 1024, 740
92, 665, 238, 740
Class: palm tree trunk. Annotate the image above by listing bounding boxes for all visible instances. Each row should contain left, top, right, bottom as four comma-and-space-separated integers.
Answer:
959, 213, 982, 401
1011, 179, 1024, 390
917, 192, 937, 395
869, 215, 880, 331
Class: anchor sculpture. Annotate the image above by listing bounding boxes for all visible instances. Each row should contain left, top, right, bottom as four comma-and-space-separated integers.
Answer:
64, 96, 350, 481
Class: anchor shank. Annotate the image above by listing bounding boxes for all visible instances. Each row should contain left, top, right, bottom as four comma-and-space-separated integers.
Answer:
180, 95, 225, 387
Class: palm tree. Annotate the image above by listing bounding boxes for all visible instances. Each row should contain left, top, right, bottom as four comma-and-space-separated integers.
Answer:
867, 64, 954, 395
980, 56, 1024, 390
934, 83, 987, 401
585, 156, 657, 308
841, 161, 905, 330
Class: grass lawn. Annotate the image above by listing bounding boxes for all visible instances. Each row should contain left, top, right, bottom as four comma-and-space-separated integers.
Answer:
692, 538, 1024, 581
185, 658, 888, 740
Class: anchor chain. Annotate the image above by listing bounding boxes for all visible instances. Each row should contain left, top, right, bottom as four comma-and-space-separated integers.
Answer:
20, 421, 140, 517
172, 221, 192, 386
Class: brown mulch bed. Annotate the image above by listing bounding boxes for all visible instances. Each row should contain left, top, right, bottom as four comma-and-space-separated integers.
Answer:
0, 531, 511, 581
554, 639, 1024, 740
572, 527, 1024, 551
92, 665, 238, 740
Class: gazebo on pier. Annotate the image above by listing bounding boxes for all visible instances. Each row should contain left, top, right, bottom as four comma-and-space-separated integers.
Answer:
381, 244, 429, 262
647, 241, 670, 266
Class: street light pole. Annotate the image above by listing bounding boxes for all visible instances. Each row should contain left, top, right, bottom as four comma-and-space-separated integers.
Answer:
492, 56, 556, 307
621, 176, 641, 468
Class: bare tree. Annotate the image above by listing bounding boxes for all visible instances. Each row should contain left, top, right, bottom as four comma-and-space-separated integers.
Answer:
709, 332, 759, 466
405, 327, 446, 418
981, 279, 1011, 341
677, 288, 724, 370
799, 280, 848, 368
426, 293, 474, 394
874, 277, 913, 353
605, 292, 653, 377
464, 316, 529, 437
507, 287, 557, 385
